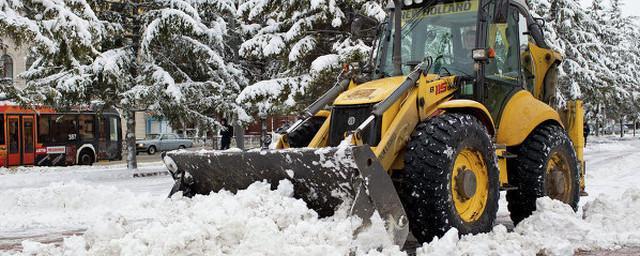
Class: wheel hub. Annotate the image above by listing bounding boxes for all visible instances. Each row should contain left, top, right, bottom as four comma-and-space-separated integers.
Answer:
452, 147, 489, 222
455, 168, 477, 201
549, 169, 566, 196
546, 152, 571, 201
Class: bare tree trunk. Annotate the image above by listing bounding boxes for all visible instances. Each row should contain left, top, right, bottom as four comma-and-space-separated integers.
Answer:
234, 122, 244, 150
594, 103, 600, 136
210, 128, 216, 149
620, 118, 624, 138
634, 120, 637, 137
125, 110, 138, 170
260, 116, 268, 149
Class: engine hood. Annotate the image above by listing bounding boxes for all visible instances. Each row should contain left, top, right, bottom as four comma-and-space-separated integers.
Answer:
333, 74, 440, 105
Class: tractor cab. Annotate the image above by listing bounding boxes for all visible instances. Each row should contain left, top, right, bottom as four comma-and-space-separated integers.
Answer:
372, 0, 556, 119
375, 0, 481, 78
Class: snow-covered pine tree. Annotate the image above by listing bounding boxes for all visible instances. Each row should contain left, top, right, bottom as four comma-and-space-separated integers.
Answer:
136, 0, 250, 137
236, 0, 386, 116
0, 0, 118, 107
605, 0, 640, 129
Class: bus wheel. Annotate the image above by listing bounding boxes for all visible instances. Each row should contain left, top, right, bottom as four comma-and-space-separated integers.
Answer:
148, 146, 157, 155
178, 145, 186, 150
79, 150, 94, 165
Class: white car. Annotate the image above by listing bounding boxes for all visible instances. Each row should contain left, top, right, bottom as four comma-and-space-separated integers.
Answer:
136, 134, 194, 155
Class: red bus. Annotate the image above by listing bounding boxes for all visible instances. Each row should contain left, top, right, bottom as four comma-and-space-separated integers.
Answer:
0, 103, 122, 167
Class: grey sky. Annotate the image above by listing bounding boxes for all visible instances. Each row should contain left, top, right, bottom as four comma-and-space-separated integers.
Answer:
579, 0, 639, 18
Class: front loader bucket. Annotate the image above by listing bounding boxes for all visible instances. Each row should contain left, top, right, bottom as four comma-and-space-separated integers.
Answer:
164, 146, 409, 247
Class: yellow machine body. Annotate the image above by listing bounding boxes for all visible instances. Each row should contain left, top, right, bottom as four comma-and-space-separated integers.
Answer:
282, 66, 584, 190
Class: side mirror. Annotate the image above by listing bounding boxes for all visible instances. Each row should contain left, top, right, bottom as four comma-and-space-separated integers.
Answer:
493, 0, 510, 23
528, 17, 547, 42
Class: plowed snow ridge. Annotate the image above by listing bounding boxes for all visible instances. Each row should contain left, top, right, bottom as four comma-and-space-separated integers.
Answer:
0, 136, 639, 256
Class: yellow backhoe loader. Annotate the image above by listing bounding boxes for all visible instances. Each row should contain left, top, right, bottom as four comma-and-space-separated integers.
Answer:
163, 0, 586, 246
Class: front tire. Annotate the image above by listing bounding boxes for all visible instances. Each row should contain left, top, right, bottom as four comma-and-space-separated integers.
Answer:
399, 113, 499, 242
148, 146, 157, 155
506, 124, 580, 225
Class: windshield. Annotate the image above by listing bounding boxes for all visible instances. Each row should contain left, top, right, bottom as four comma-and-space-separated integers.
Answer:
146, 134, 160, 140
376, 0, 479, 77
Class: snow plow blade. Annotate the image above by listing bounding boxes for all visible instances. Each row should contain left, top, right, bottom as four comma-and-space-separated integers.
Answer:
163, 145, 409, 246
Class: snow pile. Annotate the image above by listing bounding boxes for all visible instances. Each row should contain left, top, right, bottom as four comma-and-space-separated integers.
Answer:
418, 190, 640, 256
6, 180, 402, 255
0, 182, 157, 234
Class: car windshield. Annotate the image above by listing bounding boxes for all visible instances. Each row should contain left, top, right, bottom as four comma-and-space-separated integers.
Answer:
376, 0, 479, 77
146, 134, 160, 140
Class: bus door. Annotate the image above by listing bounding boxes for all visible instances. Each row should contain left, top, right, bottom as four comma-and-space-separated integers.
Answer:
22, 116, 35, 165
7, 115, 36, 166
7, 115, 21, 166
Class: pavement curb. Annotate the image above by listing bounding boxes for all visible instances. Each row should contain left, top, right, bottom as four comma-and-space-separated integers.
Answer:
132, 170, 170, 178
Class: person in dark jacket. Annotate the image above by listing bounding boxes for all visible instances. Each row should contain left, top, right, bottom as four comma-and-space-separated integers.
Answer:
584, 121, 590, 146
220, 118, 233, 150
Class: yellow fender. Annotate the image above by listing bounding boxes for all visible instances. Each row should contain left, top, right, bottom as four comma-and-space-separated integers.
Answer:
438, 99, 496, 136
496, 90, 563, 146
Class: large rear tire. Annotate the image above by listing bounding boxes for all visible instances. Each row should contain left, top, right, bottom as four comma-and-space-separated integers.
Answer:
399, 113, 499, 242
506, 124, 580, 225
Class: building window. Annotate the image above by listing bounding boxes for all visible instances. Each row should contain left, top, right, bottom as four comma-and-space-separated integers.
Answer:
1, 54, 13, 81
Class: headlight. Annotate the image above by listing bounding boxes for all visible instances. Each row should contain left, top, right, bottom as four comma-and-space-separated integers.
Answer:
164, 156, 179, 175
403, 0, 424, 6
137, 143, 145, 147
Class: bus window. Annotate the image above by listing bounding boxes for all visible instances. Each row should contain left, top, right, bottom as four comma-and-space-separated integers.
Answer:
98, 117, 106, 141
9, 120, 18, 153
38, 115, 51, 144
24, 120, 34, 153
79, 115, 95, 141
52, 115, 78, 142
109, 117, 118, 142
0, 115, 4, 145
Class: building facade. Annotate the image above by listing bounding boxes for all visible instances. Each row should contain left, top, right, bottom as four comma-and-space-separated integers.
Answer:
1, 37, 29, 89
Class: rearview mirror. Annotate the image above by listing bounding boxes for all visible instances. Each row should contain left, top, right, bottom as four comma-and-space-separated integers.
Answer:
493, 0, 510, 23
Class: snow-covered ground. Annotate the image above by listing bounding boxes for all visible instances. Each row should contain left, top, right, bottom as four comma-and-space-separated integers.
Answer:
1, 136, 640, 255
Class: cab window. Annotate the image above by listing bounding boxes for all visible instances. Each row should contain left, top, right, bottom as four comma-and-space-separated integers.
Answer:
486, 7, 521, 84
519, 13, 535, 92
